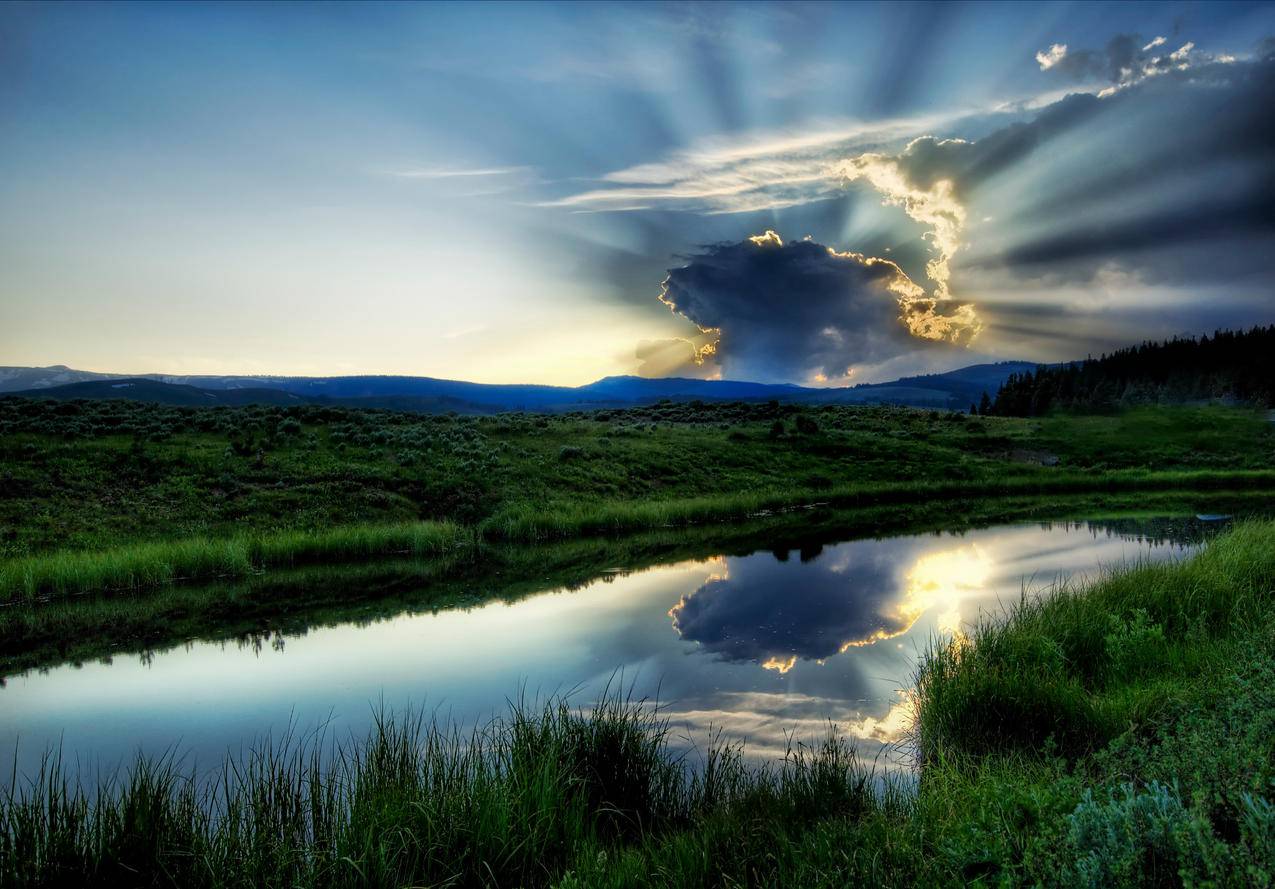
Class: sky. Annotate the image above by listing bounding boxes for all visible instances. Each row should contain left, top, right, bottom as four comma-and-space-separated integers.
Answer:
1, 1, 1273, 385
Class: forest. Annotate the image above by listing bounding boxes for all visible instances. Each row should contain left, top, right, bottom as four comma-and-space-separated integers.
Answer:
985, 326, 1275, 416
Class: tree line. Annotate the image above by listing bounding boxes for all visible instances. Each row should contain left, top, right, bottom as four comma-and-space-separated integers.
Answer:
977, 325, 1275, 416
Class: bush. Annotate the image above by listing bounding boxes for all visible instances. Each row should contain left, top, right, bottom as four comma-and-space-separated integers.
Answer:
795, 415, 819, 435
558, 445, 585, 462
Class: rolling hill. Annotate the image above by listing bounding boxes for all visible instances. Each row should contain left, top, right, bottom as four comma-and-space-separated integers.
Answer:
0, 362, 1037, 413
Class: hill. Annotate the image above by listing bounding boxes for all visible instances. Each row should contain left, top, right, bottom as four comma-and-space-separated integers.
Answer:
9, 378, 310, 407
1, 362, 1037, 413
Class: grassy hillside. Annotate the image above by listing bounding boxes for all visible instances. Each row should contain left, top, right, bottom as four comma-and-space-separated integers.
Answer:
4, 522, 1272, 887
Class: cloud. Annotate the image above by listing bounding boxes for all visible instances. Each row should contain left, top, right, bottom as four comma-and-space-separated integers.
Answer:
1033, 32, 1229, 92
655, 231, 978, 383
551, 31, 1272, 378
833, 141, 970, 299
386, 166, 529, 179
539, 112, 963, 215
668, 547, 907, 668
634, 337, 718, 378
1036, 43, 1068, 70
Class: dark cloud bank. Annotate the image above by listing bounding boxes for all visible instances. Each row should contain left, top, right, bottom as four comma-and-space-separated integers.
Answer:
641, 44, 1275, 380
653, 233, 977, 382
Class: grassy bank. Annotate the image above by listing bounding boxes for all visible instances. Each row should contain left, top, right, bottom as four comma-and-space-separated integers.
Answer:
2, 493, 1266, 677
0, 521, 468, 602
5, 522, 1273, 886
2, 397, 1271, 599
4, 469, 1273, 603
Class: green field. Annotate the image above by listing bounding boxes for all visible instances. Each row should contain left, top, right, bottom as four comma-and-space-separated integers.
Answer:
4, 521, 1272, 887
2, 397, 1272, 599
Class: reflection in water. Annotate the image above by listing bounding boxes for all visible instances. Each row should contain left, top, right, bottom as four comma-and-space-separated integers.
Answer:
671, 539, 995, 672
0, 518, 1207, 779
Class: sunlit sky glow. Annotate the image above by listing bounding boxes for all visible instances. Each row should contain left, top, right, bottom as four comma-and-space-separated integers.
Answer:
2, 1, 1273, 384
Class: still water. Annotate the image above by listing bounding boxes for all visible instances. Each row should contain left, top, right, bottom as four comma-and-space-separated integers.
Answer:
0, 518, 1208, 780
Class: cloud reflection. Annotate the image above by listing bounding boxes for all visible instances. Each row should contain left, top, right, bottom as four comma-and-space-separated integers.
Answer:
669, 539, 993, 672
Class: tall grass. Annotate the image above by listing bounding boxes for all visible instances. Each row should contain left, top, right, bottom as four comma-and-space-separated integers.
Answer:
0, 521, 470, 603
0, 692, 877, 888
915, 519, 1275, 761
4, 468, 1273, 601
482, 469, 1275, 542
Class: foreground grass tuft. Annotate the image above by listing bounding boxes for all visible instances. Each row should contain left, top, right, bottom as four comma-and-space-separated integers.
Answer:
916, 520, 1275, 760
0, 692, 875, 888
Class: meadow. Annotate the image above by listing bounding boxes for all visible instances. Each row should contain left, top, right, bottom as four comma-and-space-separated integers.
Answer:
3, 521, 1272, 887
1, 396, 1272, 600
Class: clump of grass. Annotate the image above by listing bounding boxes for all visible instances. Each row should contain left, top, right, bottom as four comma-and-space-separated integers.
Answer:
0, 521, 470, 603
0, 692, 875, 888
915, 520, 1275, 760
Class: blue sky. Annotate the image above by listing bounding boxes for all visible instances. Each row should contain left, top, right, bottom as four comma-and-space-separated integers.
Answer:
2, 1, 1273, 384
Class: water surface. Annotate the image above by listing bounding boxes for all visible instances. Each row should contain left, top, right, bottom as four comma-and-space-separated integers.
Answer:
0, 518, 1209, 779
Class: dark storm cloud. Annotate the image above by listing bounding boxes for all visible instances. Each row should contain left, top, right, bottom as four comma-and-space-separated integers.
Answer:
655, 232, 978, 382
668, 548, 909, 669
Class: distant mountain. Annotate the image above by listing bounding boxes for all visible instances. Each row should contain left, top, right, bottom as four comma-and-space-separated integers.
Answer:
9, 378, 310, 407
0, 365, 123, 392
1, 361, 1038, 413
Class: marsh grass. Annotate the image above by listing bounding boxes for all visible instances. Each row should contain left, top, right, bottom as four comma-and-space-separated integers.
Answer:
0, 521, 469, 603
915, 520, 1275, 761
8, 468, 1269, 604
0, 692, 878, 888
480, 469, 1275, 542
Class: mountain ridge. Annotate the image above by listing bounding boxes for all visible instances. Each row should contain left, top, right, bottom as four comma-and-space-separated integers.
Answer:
0, 361, 1039, 413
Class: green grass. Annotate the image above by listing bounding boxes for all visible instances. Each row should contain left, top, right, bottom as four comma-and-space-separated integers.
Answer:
915, 519, 1275, 761
0, 691, 879, 888
0, 521, 468, 602
4, 523, 1274, 886
2, 400, 1272, 559
4, 468, 1273, 603
2, 398, 1272, 599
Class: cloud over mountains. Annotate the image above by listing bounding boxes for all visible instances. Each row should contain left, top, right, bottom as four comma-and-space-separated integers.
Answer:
653, 231, 978, 383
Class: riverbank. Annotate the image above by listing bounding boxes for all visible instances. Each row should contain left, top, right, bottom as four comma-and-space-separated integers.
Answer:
1, 491, 1264, 677
3, 521, 1271, 886
4, 469, 1273, 602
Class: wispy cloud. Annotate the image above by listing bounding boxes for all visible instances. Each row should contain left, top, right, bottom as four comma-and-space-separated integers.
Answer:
539, 112, 963, 215
386, 166, 530, 179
